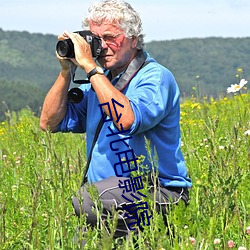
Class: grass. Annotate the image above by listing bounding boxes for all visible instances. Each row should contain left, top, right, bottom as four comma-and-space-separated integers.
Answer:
0, 92, 249, 249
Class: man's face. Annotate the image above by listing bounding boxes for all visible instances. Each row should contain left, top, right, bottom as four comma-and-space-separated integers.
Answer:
89, 20, 138, 73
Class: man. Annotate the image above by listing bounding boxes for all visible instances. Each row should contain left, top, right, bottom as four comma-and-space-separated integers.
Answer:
40, 0, 192, 243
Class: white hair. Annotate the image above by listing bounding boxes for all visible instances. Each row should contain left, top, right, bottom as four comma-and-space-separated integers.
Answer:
82, 0, 145, 49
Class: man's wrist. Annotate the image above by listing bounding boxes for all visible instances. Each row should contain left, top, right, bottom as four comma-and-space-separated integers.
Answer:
60, 68, 71, 79
87, 66, 104, 80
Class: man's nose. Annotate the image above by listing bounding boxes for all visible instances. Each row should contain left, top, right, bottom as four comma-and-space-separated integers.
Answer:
101, 38, 108, 49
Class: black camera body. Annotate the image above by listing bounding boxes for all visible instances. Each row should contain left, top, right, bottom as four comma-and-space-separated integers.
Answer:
56, 30, 102, 58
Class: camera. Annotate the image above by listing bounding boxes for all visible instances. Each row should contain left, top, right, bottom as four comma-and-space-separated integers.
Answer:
56, 30, 102, 58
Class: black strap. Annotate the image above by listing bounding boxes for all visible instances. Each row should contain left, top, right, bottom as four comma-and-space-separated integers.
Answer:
115, 49, 147, 91
81, 113, 107, 185
81, 50, 149, 185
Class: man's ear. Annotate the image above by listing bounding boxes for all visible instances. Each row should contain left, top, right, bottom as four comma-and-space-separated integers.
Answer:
131, 36, 139, 48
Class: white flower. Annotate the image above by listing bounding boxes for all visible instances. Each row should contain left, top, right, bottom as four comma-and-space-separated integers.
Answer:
189, 237, 196, 245
214, 238, 221, 244
238, 247, 246, 250
227, 79, 248, 93
246, 226, 250, 235
244, 130, 250, 136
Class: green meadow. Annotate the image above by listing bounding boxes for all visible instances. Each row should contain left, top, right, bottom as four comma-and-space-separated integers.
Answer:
0, 91, 249, 249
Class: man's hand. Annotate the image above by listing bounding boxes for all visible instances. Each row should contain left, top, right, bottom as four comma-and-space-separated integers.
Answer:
62, 31, 96, 73
56, 33, 79, 71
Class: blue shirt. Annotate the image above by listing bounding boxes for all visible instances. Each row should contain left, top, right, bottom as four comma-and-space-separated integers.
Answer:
58, 52, 192, 188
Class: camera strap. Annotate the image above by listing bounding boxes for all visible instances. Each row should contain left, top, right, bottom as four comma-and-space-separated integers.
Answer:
81, 50, 150, 185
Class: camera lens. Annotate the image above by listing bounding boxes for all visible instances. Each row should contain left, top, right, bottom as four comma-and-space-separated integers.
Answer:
56, 39, 74, 58
68, 88, 84, 103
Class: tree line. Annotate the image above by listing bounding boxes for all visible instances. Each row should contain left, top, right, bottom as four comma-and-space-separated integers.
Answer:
0, 28, 249, 120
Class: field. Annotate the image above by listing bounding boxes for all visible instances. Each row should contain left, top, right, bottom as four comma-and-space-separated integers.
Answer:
0, 91, 249, 249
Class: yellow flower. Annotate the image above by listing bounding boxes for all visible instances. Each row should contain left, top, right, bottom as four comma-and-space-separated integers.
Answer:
237, 67, 243, 73
191, 103, 201, 109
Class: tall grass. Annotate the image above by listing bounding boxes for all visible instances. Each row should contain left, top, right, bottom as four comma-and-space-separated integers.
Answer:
0, 93, 249, 249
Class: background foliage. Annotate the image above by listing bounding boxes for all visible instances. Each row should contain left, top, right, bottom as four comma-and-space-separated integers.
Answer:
0, 27, 249, 249
0, 28, 250, 120
145, 37, 250, 97
0, 92, 249, 249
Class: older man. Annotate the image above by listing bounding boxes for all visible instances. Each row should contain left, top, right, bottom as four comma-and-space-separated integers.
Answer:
40, 0, 192, 243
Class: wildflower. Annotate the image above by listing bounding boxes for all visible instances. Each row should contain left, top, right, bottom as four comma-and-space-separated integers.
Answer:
228, 240, 235, 248
214, 238, 221, 244
189, 237, 196, 246
218, 145, 224, 150
42, 213, 48, 221
12, 185, 17, 192
246, 226, 250, 235
238, 247, 246, 250
244, 130, 250, 136
227, 79, 248, 93
196, 180, 202, 185
237, 67, 243, 73
191, 103, 201, 109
